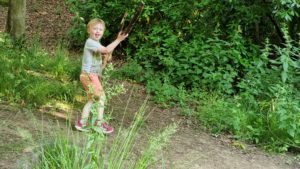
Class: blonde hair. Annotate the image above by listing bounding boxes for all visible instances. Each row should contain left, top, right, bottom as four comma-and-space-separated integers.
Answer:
87, 18, 105, 33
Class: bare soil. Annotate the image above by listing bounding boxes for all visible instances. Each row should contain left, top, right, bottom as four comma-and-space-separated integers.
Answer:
1, 82, 299, 169
0, 1, 300, 169
0, 0, 72, 50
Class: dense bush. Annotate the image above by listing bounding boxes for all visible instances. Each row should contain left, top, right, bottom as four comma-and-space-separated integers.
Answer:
65, 0, 300, 152
66, 0, 299, 94
196, 35, 300, 152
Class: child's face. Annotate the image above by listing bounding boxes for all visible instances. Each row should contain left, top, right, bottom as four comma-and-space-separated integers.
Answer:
88, 23, 105, 41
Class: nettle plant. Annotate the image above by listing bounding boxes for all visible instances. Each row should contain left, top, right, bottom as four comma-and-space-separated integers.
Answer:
66, 1, 300, 108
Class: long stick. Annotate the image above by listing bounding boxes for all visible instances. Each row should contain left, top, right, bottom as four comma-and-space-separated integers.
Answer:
122, 1, 145, 34
119, 12, 128, 32
102, 2, 145, 71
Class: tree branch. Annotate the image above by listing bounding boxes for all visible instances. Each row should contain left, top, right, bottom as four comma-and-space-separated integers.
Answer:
262, 0, 285, 44
267, 13, 285, 44
123, 1, 145, 34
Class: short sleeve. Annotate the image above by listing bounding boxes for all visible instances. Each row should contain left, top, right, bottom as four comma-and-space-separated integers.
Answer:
85, 38, 101, 52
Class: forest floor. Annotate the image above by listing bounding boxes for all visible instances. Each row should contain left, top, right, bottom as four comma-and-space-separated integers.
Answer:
1, 1, 300, 169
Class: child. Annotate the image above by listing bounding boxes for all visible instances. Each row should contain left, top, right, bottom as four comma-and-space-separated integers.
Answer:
75, 18, 128, 133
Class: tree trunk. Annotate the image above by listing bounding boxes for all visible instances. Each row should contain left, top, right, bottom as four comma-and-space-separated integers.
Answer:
6, 0, 26, 39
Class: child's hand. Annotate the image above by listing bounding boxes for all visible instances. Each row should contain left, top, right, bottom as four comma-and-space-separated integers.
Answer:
101, 48, 109, 54
102, 53, 112, 61
102, 53, 109, 59
116, 31, 129, 42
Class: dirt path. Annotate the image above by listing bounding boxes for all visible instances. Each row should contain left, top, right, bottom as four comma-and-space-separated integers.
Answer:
162, 128, 296, 169
109, 83, 300, 169
1, 1, 300, 168
0, 82, 299, 169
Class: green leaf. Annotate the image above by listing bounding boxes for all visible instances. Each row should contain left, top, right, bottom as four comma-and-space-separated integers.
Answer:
281, 71, 288, 83
287, 128, 295, 138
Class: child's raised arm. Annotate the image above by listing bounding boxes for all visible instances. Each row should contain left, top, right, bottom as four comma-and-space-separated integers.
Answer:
97, 32, 128, 54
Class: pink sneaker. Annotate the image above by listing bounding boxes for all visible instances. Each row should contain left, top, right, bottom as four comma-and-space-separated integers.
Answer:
75, 119, 89, 132
94, 120, 114, 134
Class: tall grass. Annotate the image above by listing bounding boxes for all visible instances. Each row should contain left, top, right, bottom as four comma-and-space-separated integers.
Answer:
33, 103, 177, 169
0, 33, 81, 106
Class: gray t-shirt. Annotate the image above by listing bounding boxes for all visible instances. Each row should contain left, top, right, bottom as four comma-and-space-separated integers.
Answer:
81, 38, 102, 75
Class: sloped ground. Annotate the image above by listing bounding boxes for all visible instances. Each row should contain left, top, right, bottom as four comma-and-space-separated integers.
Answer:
0, 0, 72, 50
1, 82, 299, 169
0, 6, 7, 31
0, 1, 300, 169
105, 83, 300, 169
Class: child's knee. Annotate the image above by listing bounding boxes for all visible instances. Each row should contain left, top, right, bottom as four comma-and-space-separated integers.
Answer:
93, 95, 100, 101
93, 92, 105, 102
99, 95, 106, 103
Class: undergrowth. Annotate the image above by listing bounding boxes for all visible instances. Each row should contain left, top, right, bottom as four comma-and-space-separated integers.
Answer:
0, 33, 81, 106
0, 32, 177, 168
112, 31, 300, 153
33, 103, 177, 169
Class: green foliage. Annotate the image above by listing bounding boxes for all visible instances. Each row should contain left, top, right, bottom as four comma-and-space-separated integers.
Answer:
138, 27, 259, 93
264, 84, 300, 152
2, 29, 177, 168
195, 85, 300, 153
112, 59, 144, 82
134, 124, 177, 168
66, 0, 143, 49
195, 35, 300, 152
34, 104, 177, 169
102, 63, 127, 101
0, 33, 81, 106
65, 1, 300, 153
196, 94, 241, 134
270, 28, 300, 84
66, 0, 299, 97
36, 136, 81, 169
